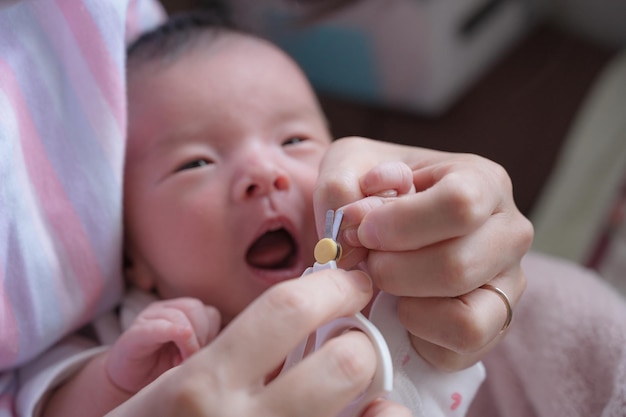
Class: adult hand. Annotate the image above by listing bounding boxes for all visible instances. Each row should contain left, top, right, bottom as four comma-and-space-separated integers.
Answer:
315, 137, 533, 371
107, 269, 411, 417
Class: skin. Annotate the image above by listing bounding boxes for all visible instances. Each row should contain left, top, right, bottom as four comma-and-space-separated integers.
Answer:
43, 25, 532, 417
105, 269, 410, 417
318, 137, 532, 370
44, 32, 414, 417
124, 33, 331, 324
48, 269, 409, 417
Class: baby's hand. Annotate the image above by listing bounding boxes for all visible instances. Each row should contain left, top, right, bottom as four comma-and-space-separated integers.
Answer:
106, 298, 221, 394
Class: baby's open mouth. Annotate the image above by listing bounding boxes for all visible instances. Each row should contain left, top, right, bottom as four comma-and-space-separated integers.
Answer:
246, 228, 297, 269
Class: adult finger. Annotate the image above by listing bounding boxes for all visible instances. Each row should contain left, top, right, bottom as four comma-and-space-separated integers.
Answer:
365, 210, 533, 297
314, 138, 413, 238
315, 137, 468, 224
356, 162, 508, 251
361, 399, 413, 417
261, 331, 378, 417
334, 196, 388, 269
207, 269, 374, 386
397, 266, 527, 371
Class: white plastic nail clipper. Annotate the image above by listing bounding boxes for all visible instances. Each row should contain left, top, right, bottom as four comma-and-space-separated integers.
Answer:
281, 210, 393, 417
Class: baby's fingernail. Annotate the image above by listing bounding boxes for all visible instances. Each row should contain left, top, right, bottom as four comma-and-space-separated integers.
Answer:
342, 227, 360, 247
371, 189, 398, 198
350, 270, 373, 292
358, 222, 381, 249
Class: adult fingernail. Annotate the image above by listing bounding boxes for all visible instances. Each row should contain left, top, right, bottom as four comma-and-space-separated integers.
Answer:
358, 221, 381, 249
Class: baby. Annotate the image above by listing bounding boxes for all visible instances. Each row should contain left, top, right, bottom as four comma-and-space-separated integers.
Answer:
41, 11, 484, 417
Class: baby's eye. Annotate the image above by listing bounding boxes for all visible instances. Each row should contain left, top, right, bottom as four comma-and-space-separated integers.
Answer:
177, 159, 211, 171
282, 136, 306, 146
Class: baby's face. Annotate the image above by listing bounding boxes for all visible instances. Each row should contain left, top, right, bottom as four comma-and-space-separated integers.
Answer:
124, 34, 332, 324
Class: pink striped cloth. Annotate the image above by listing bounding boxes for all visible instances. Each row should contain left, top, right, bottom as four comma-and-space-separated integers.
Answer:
0, 0, 164, 414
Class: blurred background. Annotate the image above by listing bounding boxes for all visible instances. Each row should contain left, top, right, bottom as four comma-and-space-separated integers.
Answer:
158, 0, 626, 295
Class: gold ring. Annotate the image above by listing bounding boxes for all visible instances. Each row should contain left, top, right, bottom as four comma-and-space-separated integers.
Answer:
481, 284, 513, 333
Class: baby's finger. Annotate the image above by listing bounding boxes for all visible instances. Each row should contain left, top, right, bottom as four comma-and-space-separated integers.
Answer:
171, 301, 221, 347
140, 299, 221, 356
359, 161, 414, 197
135, 310, 201, 360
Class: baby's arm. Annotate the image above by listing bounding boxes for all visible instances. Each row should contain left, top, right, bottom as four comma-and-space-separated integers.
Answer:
42, 298, 221, 417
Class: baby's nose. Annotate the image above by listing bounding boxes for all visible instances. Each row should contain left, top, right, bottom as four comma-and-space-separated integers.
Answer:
232, 155, 290, 200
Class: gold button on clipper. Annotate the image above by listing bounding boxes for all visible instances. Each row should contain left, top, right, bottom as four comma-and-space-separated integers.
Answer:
314, 210, 343, 265
282, 208, 393, 414
314, 237, 342, 264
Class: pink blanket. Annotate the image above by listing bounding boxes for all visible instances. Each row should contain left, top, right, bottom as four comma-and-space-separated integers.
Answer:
468, 251, 626, 417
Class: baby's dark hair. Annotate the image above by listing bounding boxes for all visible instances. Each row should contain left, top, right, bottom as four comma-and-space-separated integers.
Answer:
127, 8, 238, 67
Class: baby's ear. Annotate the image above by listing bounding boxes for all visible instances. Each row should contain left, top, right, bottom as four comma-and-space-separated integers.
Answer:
123, 250, 155, 291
